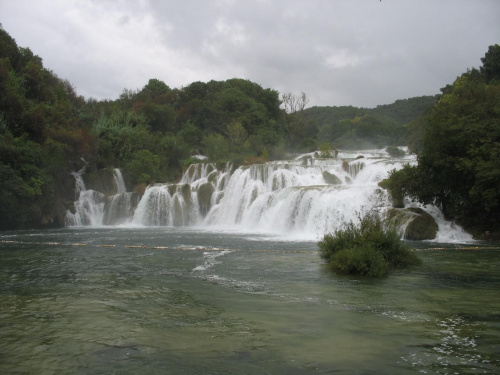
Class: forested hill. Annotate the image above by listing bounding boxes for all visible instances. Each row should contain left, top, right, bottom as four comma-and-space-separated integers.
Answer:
0, 27, 315, 229
303, 95, 438, 149
304, 95, 438, 126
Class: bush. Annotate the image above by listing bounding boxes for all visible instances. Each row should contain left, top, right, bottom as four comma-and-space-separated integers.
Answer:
125, 149, 160, 185
318, 213, 420, 276
386, 146, 405, 157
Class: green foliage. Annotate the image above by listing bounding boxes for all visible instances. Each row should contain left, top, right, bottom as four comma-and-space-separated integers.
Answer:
371, 96, 439, 124
304, 96, 437, 149
319, 141, 332, 158
125, 149, 160, 185
480, 44, 500, 83
201, 133, 230, 161
379, 165, 420, 208
332, 245, 389, 276
385, 45, 500, 235
0, 133, 50, 228
405, 110, 431, 154
318, 213, 421, 276
177, 121, 202, 150
134, 102, 177, 133
225, 120, 248, 146
385, 146, 405, 157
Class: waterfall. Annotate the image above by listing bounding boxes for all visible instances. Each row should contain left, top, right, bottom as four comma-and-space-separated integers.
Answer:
203, 155, 400, 237
132, 184, 199, 226
71, 165, 87, 200
113, 168, 127, 194
103, 192, 140, 225
63, 150, 473, 242
66, 168, 139, 227
65, 190, 105, 226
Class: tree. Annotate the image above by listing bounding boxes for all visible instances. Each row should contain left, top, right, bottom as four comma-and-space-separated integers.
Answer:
386, 50, 500, 235
281, 91, 309, 114
140, 78, 171, 100
280, 92, 318, 151
319, 141, 332, 158
177, 120, 202, 150
201, 133, 229, 161
480, 44, 500, 83
125, 149, 160, 185
226, 120, 248, 146
134, 102, 177, 133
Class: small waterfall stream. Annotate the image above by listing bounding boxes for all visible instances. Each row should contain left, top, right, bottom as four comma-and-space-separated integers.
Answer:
113, 168, 127, 194
65, 150, 472, 242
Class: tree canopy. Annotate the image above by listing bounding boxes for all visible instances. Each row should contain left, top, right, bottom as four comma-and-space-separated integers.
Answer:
385, 45, 500, 236
303, 96, 438, 149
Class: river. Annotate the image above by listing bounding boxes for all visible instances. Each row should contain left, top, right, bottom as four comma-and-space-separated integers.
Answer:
1, 227, 499, 374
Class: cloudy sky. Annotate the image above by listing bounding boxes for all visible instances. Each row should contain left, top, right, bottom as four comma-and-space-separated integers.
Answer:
1, 0, 498, 107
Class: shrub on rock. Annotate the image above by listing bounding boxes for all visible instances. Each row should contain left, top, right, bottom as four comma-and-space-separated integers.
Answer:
318, 213, 421, 276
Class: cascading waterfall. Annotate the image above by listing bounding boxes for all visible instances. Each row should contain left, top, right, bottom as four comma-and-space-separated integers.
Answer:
203, 152, 407, 238
65, 165, 106, 226
64, 150, 472, 242
65, 190, 105, 226
102, 192, 140, 226
65, 168, 138, 227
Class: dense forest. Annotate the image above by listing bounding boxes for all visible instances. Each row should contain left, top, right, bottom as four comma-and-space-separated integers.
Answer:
0, 26, 498, 235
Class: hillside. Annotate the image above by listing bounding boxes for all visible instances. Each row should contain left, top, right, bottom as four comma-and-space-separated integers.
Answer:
303, 95, 438, 149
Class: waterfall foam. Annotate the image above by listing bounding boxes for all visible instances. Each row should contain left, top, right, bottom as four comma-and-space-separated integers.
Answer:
64, 150, 472, 243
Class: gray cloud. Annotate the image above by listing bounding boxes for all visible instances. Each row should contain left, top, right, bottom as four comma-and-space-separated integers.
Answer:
1, 0, 499, 107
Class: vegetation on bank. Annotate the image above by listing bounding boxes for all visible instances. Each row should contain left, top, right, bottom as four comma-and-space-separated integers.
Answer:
318, 213, 421, 277
384, 44, 500, 237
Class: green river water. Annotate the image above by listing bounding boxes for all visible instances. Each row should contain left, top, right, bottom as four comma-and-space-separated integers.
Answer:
1, 227, 499, 374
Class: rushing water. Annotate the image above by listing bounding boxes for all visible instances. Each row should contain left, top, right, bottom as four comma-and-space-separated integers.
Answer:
64, 149, 473, 243
1, 227, 499, 374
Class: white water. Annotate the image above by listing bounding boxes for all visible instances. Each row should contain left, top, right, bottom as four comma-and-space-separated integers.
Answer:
65, 151, 473, 243
70, 165, 87, 200
113, 168, 127, 194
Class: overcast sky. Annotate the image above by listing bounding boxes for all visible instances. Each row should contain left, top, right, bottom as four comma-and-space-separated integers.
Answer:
1, 0, 498, 108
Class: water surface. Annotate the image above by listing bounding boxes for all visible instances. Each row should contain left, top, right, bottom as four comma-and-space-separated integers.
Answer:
1, 227, 499, 374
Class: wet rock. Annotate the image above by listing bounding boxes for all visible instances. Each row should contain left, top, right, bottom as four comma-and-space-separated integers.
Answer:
197, 182, 215, 215
387, 207, 438, 240
322, 171, 342, 185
